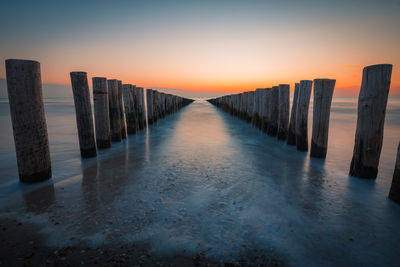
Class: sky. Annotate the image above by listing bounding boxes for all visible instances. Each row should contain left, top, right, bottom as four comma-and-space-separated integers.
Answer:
0, 0, 399, 95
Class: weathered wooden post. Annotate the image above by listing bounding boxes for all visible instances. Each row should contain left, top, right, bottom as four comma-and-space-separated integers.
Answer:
252, 89, 260, 127
277, 84, 290, 140
389, 142, 400, 203
92, 77, 111, 148
295, 80, 312, 151
152, 90, 159, 123
247, 91, 254, 122
310, 79, 336, 158
117, 80, 127, 139
70, 72, 97, 158
267, 86, 279, 136
262, 88, 271, 133
146, 89, 153, 125
123, 84, 137, 134
350, 64, 392, 179
5, 59, 51, 183
260, 89, 268, 133
287, 83, 299, 145
136, 87, 146, 129
107, 79, 122, 142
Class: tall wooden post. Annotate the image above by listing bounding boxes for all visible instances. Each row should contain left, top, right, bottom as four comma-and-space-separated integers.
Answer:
92, 77, 111, 148
5, 59, 52, 183
117, 80, 126, 139
287, 83, 299, 145
311, 79, 336, 158
267, 86, 279, 136
70, 72, 97, 158
107, 79, 122, 142
389, 142, 400, 203
123, 84, 137, 134
136, 87, 146, 129
295, 80, 312, 151
146, 89, 153, 125
350, 64, 392, 179
277, 84, 290, 140
262, 88, 271, 133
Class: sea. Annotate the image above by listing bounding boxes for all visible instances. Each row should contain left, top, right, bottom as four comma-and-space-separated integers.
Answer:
0, 93, 399, 266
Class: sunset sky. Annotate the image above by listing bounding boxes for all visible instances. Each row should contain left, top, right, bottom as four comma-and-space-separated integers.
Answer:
0, 0, 399, 94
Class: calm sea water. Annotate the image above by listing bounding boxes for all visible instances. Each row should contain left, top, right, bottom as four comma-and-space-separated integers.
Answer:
0, 94, 399, 266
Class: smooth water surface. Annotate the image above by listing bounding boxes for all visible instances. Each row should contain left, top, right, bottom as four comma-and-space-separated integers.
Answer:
0, 96, 399, 266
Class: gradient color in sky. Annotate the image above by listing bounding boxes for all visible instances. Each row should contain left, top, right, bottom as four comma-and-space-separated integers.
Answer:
0, 0, 399, 94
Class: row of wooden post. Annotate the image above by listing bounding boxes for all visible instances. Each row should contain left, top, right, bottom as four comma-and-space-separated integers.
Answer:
146, 88, 194, 126
208, 64, 399, 203
5, 59, 193, 183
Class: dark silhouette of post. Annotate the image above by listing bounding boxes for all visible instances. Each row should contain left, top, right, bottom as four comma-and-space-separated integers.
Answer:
389, 142, 400, 203
287, 83, 299, 145
5, 59, 51, 183
92, 77, 111, 148
117, 80, 126, 139
147, 89, 153, 125
267, 86, 279, 136
260, 89, 268, 132
350, 64, 392, 179
295, 80, 312, 151
123, 84, 137, 134
136, 87, 146, 130
70, 72, 97, 158
311, 79, 336, 158
262, 88, 271, 133
107, 79, 122, 142
277, 84, 290, 140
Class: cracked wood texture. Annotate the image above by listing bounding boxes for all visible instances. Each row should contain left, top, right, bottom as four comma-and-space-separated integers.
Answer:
267, 86, 279, 136
92, 77, 111, 148
310, 79, 336, 158
70, 72, 97, 158
107, 79, 122, 142
123, 84, 138, 134
350, 64, 392, 179
6, 59, 52, 183
277, 84, 290, 140
295, 80, 312, 151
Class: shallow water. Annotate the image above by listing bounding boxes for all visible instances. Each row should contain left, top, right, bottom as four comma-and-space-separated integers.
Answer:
0, 95, 400, 266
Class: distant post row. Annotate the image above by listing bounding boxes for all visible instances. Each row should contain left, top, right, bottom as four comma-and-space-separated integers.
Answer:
208, 64, 399, 203
5, 59, 193, 183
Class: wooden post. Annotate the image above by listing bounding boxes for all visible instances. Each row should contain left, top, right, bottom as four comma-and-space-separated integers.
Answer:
92, 77, 111, 148
267, 86, 279, 136
389, 142, 400, 203
262, 88, 271, 133
260, 89, 268, 133
107, 79, 122, 142
252, 89, 261, 127
247, 92, 254, 122
153, 90, 159, 123
311, 79, 336, 158
122, 84, 137, 134
5, 59, 51, 183
70, 72, 97, 158
136, 87, 146, 130
277, 84, 290, 140
146, 89, 153, 125
117, 80, 126, 139
295, 80, 312, 151
350, 64, 392, 179
287, 83, 299, 145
